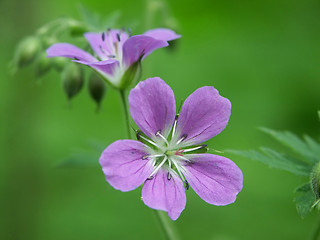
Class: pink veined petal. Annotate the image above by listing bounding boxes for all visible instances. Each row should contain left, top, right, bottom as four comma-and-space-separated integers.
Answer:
122, 35, 168, 67
74, 59, 119, 76
143, 28, 181, 42
129, 77, 176, 141
99, 140, 154, 192
174, 86, 231, 147
142, 169, 186, 221
184, 154, 243, 206
84, 30, 129, 60
46, 43, 97, 62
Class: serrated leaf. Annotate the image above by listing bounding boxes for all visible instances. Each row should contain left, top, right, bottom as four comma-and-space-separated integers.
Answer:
294, 188, 315, 218
295, 182, 311, 193
228, 148, 312, 176
260, 127, 318, 164
304, 135, 320, 162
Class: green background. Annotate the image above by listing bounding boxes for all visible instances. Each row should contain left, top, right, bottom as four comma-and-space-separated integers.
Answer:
1, 0, 320, 239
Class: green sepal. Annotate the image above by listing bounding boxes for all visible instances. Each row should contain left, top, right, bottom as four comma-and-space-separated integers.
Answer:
118, 59, 142, 90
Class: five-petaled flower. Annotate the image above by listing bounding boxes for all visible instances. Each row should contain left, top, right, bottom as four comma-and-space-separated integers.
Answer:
99, 77, 243, 220
46, 28, 180, 89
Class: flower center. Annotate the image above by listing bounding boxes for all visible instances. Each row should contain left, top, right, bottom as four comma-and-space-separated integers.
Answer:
138, 121, 207, 189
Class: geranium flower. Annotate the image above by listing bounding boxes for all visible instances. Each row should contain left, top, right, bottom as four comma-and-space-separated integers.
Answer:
46, 28, 180, 89
99, 77, 243, 220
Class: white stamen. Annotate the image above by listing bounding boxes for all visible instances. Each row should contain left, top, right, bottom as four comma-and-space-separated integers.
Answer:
171, 119, 178, 139
156, 131, 169, 146
182, 145, 206, 153
148, 156, 168, 178
171, 158, 186, 182
142, 154, 164, 160
175, 134, 187, 147
139, 135, 161, 149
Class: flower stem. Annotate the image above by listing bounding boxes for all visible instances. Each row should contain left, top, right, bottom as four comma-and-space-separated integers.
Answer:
119, 90, 131, 139
153, 210, 181, 240
311, 217, 320, 240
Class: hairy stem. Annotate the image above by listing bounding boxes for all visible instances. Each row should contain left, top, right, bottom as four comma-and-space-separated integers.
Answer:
119, 90, 131, 139
312, 216, 320, 240
153, 210, 181, 240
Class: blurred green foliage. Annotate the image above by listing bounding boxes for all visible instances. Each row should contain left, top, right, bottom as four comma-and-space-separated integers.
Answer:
1, 0, 320, 239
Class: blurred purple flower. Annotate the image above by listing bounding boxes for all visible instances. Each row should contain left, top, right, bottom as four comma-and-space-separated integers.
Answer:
46, 28, 180, 89
99, 77, 243, 220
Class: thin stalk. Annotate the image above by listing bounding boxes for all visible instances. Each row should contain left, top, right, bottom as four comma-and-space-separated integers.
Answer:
311, 217, 320, 240
153, 210, 181, 240
119, 90, 131, 139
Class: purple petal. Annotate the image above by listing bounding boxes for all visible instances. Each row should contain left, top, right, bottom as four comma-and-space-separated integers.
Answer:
122, 35, 168, 67
75, 59, 119, 76
129, 77, 176, 140
84, 30, 129, 60
99, 140, 154, 192
46, 43, 96, 62
184, 154, 243, 205
142, 169, 186, 221
144, 28, 181, 42
174, 86, 231, 147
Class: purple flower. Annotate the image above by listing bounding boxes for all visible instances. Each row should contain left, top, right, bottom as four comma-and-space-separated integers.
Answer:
46, 28, 180, 89
99, 78, 243, 220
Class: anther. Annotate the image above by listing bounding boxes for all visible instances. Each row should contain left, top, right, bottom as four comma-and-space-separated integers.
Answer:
142, 155, 149, 160
167, 172, 172, 181
147, 176, 154, 180
99, 46, 106, 54
185, 180, 189, 190
128, 28, 132, 37
176, 134, 188, 145
107, 55, 116, 58
175, 114, 179, 120
101, 32, 105, 41
156, 130, 169, 145
116, 33, 121, 42
136, 130, 142, 140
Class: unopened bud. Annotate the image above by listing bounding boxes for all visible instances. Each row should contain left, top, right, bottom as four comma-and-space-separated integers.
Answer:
14, 36, 41, 67
53, 57, 68, 71
62, 63, 84, 100
35, 52, 52, 77
88, 73, 106, 109
68, 20, 88, 36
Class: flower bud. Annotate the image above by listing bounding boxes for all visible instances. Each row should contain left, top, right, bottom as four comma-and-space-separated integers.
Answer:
14, 36, 41, 67
118, 60, 141, 90
35, 52, 52, 77
62, 63, 84, 100
88, 73, 106, 109
53, 57, 68, 72
68, 20, 88, 37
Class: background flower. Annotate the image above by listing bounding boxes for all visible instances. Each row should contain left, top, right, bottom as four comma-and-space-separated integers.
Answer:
46, 29, 180, 89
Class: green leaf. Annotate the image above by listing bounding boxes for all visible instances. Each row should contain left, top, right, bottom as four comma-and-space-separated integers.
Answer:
294, 187, 315, 218
295, 182, 311, 193
228, 148, 312, 176
260, 127, 318, 164
304, 135, 320, 162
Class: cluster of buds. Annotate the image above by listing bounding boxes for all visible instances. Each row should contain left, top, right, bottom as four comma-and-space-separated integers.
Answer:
11, 18, 108, 109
